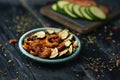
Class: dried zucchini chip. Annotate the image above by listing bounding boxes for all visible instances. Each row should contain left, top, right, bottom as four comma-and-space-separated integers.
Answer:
58, 29, 69, 40
34, 31, 46, 38
59, 49, 68, 57
54, 29, 61, 33
65, 34, 73, 41
49, 48, 58, 58
64, 40, 71, 47
46, 30, 54, 34
73, 41, 78, 48
68, 45, 73, 55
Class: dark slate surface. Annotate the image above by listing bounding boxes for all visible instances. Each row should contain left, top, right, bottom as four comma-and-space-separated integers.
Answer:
0, 0, 120, 80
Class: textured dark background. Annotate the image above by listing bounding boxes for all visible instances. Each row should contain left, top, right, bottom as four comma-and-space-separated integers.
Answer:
0, 0, 120, 80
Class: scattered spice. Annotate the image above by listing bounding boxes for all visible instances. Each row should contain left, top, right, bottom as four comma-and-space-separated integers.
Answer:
112, 53, 115, 56
109, 68, 112, 71
109, 31, 113, 36
116, 59, 120, 67
84, 64, 91, 70
0, 43, 2, 47
12, 77, 19, 80
0, 71, 4, 77
3, 53, 7, 57
16, 72, 19, 74
94, 68, 99, 72
87, 36, 96, 44
25, 64, 30, 67
83, 53, 120, 76
112, 40, 116, 43
105, 36, 112, 40
76, 74, 80, 77
8, 39, 18, 44
8, 60, 13, 63
98, 33, 102, 36
111, 26, 118, 30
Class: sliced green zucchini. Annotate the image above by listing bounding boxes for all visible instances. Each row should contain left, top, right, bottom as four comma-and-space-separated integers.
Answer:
72, 4, 83, 18
80, 6, 93, 20
67, 3, 74, 12
64, 4, 78, 18
85, 6, 99, 20
57, 0, 69, 13
51, 3, 57, 11
89, 6, 106, 20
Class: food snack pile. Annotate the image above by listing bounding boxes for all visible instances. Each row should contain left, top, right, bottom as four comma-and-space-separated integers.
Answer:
22, 29, 78, 59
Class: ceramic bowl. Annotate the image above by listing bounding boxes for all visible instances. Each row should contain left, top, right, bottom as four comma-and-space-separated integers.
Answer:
18, 28, 81, 63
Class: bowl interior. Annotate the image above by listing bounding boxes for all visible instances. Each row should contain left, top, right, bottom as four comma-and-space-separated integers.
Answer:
18, 28, 81, 63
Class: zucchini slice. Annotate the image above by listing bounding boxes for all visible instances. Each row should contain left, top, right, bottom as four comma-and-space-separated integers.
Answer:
51, 3, 57, 11
73, 4, 83, 18
89, 6, 106, 20
85, 6, 99, 20
64, 4, 78, 18
67, 3, 74, 12
80, 6, 93, 20
57, 0, 69, 13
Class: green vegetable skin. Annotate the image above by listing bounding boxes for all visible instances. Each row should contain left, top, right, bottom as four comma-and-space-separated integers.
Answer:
64, 3, 78, 18
56, 0, 69, 14
72, 4, 84, 18
89, 6, 107, 20
51, 0, 107, 21
80, 6, 93, 20
51, 4, 57, 11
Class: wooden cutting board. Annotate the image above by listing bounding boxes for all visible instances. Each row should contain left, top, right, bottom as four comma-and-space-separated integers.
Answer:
40, 1, 120, 34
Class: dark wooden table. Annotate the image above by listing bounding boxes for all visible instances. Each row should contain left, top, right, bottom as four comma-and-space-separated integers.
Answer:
0, 1, 120, 80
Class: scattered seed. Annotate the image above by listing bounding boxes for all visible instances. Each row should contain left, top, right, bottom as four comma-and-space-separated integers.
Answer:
8, 60, 13, 63
109, 68, 112, 71
0, 71, 4, 77
0, 43, 2, 47
112, 40, 116, 43
95, 68, 99, 72
12, 77, 19, 80
112, 53, 115, 56
109, 31, 113, 36
3, 54, 7, 56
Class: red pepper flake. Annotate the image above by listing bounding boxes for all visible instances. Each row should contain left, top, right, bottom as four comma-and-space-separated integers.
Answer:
8, 39, 18, 44
84, 64, 91, 70
111, 26, 118, 30
105, 36, 112, 40
116, 59, 120, 67
84, 66, 90, 70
